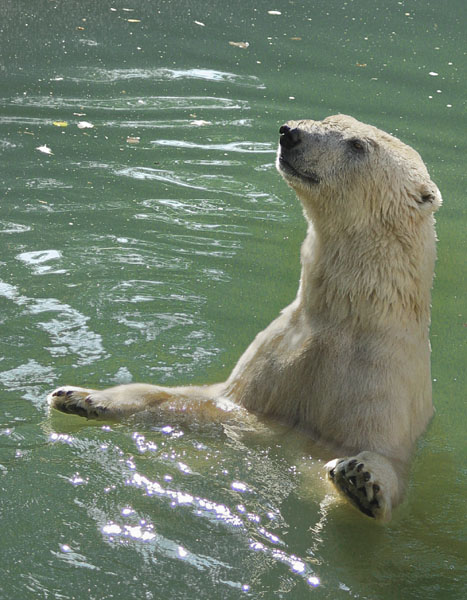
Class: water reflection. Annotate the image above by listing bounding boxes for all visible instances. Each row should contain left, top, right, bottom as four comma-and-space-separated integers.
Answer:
59, 423, 325, 595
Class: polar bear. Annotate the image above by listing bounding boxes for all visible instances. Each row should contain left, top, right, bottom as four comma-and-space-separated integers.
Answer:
48, 115, 442, 522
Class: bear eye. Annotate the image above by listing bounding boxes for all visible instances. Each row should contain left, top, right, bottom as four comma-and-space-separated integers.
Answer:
348, 138, 365, 152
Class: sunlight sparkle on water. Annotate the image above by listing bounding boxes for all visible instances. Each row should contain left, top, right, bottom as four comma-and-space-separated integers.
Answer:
69, 473, 86, 486
102, 522, 156, 542
49, 433, 73, 445
231, 481, 248, 492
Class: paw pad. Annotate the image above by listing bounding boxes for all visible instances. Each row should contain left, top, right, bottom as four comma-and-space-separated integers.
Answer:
327, 456, 386, 520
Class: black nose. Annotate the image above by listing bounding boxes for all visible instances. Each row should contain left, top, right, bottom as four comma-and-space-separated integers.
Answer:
279, 125, 301, 149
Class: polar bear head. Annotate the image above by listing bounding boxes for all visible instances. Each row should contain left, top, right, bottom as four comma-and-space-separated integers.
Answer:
276, 114, 442, 232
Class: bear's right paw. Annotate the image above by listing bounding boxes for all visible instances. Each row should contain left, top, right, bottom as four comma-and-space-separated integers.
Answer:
48, 386, 110, 419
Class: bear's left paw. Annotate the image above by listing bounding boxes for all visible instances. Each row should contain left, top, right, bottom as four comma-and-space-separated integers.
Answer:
325, 455, 391, 521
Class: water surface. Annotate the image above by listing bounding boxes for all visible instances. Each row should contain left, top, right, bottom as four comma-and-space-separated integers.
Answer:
1, 1, 465, 598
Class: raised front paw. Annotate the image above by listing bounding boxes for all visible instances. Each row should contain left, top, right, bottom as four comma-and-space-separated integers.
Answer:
325, 453, 392, 521
48, 386, 110, 419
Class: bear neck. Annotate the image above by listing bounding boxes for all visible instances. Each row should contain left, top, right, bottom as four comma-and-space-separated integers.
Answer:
297, 218, 435, 331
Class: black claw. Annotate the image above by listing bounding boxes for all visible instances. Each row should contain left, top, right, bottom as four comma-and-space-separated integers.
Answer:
348, 492, 375, 518
348, 459, 357, 470
363, 471, 371, 482
65, 390, 74, 397
73, 405, 90, 418
358, 486, 367, 498
373, 484, 380, 494
54, 389, 65, 397
356, 463, 364, 472
348, 476, 357, 486
329, 468, 335, 479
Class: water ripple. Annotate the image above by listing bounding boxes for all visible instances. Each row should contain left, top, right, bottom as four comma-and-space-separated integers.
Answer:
108, 280, 203, 305
101, 118, 254, 129
123, 469, 320, 586
133, 212, 249, 236
0, 221, 31, 234
17, 249, 66, 276
0, 280, 106, 367
114, 166, 267, 201
7, 95, 249, 112
151, 139, 275, 153
0, 360, 55, 408
25, 178, 73, 190
68, 67, 265, 88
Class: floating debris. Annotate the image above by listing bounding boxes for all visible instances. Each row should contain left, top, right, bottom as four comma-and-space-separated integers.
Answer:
229, 41, 249, 49
52, 121, 68, 127
77, 121, 94, 129
36, 144, 53, 155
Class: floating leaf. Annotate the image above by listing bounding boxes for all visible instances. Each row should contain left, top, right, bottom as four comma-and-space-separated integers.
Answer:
77, 121, 94, 129
127, 19, 141, 23
36, 144, 53, 155
290, 37, 302, 41
126, 136, 140, 144
53, 121, 68, 127
229, 41, 249, 49
194, 20, 205, 26
268, 10, 282, 15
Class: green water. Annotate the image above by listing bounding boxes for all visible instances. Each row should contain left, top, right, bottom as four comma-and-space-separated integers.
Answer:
1, 0, 465, 598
